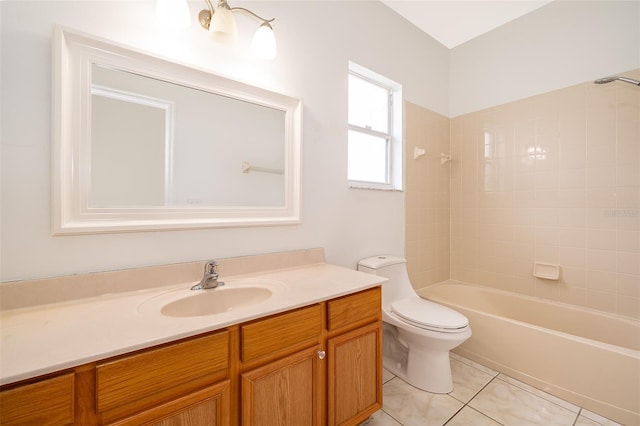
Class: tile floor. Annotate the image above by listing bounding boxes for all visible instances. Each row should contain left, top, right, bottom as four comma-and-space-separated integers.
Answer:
365, 353, 623, 426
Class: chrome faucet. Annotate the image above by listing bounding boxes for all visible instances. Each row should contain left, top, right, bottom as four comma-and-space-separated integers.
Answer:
191, 260, 225, 290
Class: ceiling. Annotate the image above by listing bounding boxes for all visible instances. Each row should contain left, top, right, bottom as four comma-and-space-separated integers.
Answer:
380, 0, 554, 49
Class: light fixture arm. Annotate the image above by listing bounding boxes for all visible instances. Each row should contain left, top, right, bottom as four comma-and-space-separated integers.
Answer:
199, 0, 275, 31
230, 7, 275, 25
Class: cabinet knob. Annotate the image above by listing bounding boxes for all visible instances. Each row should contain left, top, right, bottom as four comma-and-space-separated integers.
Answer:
317, 350, 326, 360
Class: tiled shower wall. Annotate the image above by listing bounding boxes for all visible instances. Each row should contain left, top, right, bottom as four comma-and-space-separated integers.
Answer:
449, 70, 640, 319
405, 102, 451, 289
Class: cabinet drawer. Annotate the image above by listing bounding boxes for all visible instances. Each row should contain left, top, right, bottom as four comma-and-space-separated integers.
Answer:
241, 304, 322, 364
96, 330, 228, 422
327, 287, 381, 333
0, 372, 74, 426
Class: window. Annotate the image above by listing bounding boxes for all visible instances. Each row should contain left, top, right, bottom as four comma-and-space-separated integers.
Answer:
348, 62, 403, 190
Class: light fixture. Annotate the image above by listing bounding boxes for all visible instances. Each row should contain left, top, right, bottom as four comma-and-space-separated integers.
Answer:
199, 0, 277, 59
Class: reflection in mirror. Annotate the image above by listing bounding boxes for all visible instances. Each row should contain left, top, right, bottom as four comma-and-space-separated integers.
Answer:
91, 75, 170, 207
52, 27, 301, 234
90, 65, 285, 208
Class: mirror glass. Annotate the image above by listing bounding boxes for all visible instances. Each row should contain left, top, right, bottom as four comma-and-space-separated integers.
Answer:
91, 65, 286, 208
53, 28, 301, 234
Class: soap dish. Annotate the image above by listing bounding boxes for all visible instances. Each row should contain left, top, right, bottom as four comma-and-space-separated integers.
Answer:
533, 262, 560, 280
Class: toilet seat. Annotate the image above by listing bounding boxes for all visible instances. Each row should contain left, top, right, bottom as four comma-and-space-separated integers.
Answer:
391, 298, 469, 333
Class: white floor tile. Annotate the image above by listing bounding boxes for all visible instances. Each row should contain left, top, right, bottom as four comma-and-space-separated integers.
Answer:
377, 354, 619, 426
362, 409, 403, 426
383, 368, 395, 384
450, 352, 499, 377
445, 406, 502, 426
497, 374, 579, 413
468, 378, 579, 425
575, 415, 607, 426
449, 357, 496, 403
383, 377, 463, 426
578, 409, 624, 426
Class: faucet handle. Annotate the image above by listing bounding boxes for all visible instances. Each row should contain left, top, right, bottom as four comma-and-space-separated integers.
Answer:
204, 260, 218, 275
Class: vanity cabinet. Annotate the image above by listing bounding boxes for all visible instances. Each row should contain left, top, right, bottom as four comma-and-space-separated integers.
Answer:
240, 288, 382, 426
326, 289, 383, 426
240, 304, 324, 425
0, 287, 381, 426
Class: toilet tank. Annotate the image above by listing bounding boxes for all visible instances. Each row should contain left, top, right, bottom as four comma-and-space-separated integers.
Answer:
357, 256, 417, 306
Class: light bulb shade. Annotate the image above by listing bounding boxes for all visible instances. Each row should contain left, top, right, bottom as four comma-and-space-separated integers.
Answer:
156, 0, 191, 29
209, 6, 238, 44
251, 23, 277, 60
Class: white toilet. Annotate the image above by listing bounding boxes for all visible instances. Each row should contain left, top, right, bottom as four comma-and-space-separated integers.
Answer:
357, 255, 471, 393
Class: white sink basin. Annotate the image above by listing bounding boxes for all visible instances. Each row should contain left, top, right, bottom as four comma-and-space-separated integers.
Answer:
138, 279, 281, 318
161, 286, 272, 317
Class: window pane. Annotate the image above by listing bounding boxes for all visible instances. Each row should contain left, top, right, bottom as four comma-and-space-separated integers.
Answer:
348, 74, 389, 133
348, 130, 388, 183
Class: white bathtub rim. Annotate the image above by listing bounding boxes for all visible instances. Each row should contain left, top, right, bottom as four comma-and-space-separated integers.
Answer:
425, 280, 640, 324
420, 280, 640, 359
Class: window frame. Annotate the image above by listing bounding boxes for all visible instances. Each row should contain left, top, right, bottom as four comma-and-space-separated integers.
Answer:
347, 62, 403, 191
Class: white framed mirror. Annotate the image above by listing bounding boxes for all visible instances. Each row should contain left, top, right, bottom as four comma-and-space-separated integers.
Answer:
52, 27, 302, 235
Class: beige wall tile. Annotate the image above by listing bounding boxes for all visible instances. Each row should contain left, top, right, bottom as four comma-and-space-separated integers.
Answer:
616, 295, 640, 319
556, 285, 587, 307
448, 71, 640, 318
405, 101, 451, 288
618, 274, 640, 298
618, 231, 639, 253
586, 289, 617, 314
617, 252, 640, 275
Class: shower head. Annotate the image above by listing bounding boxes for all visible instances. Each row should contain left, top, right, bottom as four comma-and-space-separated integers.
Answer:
594, 76, 640, 86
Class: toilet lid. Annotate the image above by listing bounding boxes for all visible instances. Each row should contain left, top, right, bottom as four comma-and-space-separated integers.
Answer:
391, 298, 469, 331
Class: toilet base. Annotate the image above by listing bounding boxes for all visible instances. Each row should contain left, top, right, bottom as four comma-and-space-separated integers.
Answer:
382, 349, 454, 394
406, 348, 453, 393
382, 321, 470, 394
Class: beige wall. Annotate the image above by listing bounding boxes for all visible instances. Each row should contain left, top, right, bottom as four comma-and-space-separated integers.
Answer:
405, 102, 450, 289
449, 70, 640, 319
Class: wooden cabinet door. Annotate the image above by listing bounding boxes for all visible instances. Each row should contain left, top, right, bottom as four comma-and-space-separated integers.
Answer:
109, 380, 231, 426
327, 321, 382, 426
241, 345, 322, 426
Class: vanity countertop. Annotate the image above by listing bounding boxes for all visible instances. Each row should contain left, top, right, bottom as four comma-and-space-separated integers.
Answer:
0, 262, 385, 386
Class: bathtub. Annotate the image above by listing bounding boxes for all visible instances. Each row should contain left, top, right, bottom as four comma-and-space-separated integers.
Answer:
417, 281, 640, 425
